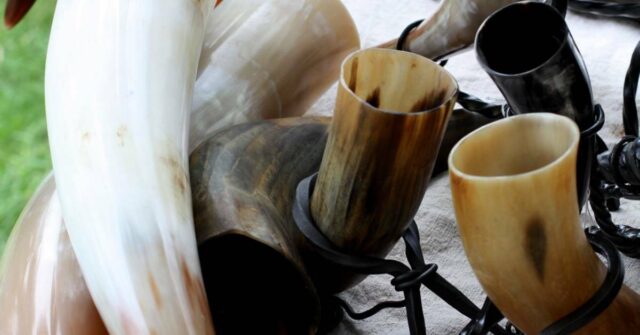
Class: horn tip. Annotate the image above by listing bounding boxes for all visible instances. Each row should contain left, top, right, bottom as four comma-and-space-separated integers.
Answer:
4, 0, 37, 29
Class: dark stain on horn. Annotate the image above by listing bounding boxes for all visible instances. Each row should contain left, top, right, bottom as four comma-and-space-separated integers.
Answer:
348, 57, 359, 92
366, 87, 381, 108
449, 114, 640, 334
525, 218, 547, 281
411, 90, 448, 113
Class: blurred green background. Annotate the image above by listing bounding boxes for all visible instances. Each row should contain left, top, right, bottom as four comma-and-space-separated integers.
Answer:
0, 1, 55, 254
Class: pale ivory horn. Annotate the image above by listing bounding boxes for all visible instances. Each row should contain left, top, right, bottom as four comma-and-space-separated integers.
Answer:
379, 0, 518, 60
449, 113, 640, 334
44, 0, 214, 333
309, 48, 458, 292
4, 1, 358, 331
0, 174, 107, 334
190, 0, 360, 150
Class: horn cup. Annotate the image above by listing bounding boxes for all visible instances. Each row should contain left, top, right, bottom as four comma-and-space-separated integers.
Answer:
476, 1, 596, 208
308, 48, 458, 292
449, 113, 640, 334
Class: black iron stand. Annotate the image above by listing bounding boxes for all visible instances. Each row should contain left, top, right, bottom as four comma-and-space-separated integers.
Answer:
568, 0, 640, 20
292, 174, 624, 335
591, 40, 640, 258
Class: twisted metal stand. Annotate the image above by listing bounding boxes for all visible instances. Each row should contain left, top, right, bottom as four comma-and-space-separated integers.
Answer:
292, 175, 625, 335
569, 0, 640, 20
591, 40, 640, 258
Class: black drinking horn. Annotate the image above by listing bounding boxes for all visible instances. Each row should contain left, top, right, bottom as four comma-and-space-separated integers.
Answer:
549, 0, 568, 16
476, 1, 596, 208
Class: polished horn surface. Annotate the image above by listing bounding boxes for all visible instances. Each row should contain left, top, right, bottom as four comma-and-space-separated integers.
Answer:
379, 0, 518, 60
0, 175, 107, 335
310, 48, 458, 292
45, 0, 215, 333
190, 0, 360, 150
190, 117, 330, 334
449, 113, 640, 334
476, 1, 596, 207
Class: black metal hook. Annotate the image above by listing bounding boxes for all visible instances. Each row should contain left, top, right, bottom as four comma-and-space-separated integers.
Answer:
292, 174, 513, 335
569, 0, 640, 21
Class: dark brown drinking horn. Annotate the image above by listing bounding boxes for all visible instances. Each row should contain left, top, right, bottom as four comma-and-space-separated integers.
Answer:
309, 48, 458, 292
189, 117, 331, 335
476, 1, 596, 208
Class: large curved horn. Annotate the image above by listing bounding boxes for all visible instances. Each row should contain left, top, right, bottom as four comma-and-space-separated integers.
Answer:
190, 0, 360, 150
449, 113, 640, 334
4, 0, 36, 28
379, 0, 518, 60
12, 2, 356, 331
0, 175, 108, 335
190, 117, 330, 334
44, 0, 215, 333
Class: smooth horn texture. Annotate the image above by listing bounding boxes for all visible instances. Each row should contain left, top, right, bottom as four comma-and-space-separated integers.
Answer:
190, 117, 331, 334
44, 0, 214, 333
476, 1, 596, 208
3, 0, 36, 28
449, 113, 640, 334
0, 175, 108, 335
190, 0, 360, 151
433, 108, 497, 174
379, 0, 518, 60
309, 48, 458, 292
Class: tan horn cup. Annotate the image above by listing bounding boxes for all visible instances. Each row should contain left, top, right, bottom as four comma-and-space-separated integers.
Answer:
309, 48, 458, 292
449, 113, 640, 334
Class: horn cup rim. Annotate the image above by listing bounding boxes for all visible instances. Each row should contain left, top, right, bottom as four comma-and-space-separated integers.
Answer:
475, 1, 570, 78
339, 48, 459, 116
448, 113, 580, 181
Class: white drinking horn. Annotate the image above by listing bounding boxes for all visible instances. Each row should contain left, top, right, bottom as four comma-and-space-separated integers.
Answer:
44, 0, 215, 333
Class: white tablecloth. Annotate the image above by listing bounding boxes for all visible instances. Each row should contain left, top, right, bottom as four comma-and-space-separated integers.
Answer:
307, 1, 640, 333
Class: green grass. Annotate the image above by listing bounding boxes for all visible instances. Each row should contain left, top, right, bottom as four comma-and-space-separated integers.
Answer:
0, 1, 55, 254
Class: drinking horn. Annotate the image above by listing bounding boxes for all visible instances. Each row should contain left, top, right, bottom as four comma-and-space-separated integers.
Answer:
45, 0, 214, 333
476, 1, 596, 208
5, 2, 356, 331
190, 0, 360, 150
379, 0, 518, 60
0, 175, 108, 335
190, 117, 330, 334
3, 0, 35, 28
308, 48, 458, 292
449, 113, 640, 334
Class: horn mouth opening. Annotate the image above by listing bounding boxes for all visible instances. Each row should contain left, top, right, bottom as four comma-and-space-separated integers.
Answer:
199, 234, 319, 334
449, 113, 579, 179
476, 2, 568, 76
340, 48, 458, 114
